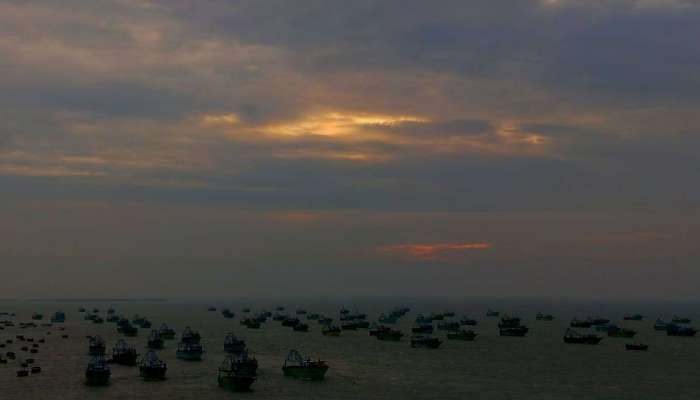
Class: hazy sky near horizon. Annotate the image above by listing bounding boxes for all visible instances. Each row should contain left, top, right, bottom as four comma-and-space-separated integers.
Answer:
2, 0, 700, 299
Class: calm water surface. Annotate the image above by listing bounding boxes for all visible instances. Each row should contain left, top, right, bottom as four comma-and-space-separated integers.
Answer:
0, 299, 698, 400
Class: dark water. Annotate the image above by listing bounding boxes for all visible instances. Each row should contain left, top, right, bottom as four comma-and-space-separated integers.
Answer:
0, 299, 698, 400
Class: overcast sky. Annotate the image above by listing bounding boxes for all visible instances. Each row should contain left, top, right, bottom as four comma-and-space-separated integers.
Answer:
1, 0, 699, 299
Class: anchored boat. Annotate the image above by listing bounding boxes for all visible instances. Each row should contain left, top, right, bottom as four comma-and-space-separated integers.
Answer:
282, 350, 329, 380
147, 330, 164, 349
158, 323, 176, 340
218, 353, 258, 391
224, 332, 246, 355
89, 335, 106, 356
411, 335, 442, 348
563, 328, 602, 344
446, 329, 477, 341
111, 339, 138, 366
139, 350, 167, 381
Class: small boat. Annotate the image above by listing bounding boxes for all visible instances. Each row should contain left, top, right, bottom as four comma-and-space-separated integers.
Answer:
378, 313, 398, 324
666, 324, 698, 337
282, 317, 300, 327
221, 309, 235, 319
107, 308, 115, 315
322, 325, 341, 336
296, 309, 307, 315
623, 314, 643, 321
307, 313, 320, 320
147, 330, 164, 349
672, 315, 691, 324
570, 318, 593, 328
486, 309, 500, 317
158, 323, 176, 340
536, 312, 555, 321
607, 327, 637, 338
459, 317, 478, 326
176, 342, 204, 361
111, 339, 138, 366
589, 316, 611, 325
446, 329, 478, 341
208, 306, 217, 312
563, 328, 602, 344
654, 319, 669, 331
31, 312, 43, 320
282, 350, 329, 380
89, 336, 106, 356
498, 315, 522, 329
625, 343, 649, 351
243, 319, 261, 329
78, 307, 86, 313
139, 350, 167, 380
85, 356, 111, 386
411, 335, 442, 348
499, 326, 529, 337
218, 353, 258, 391
30, 366, 41, 374
224, 333, 246, 355
180, 327, 202, 344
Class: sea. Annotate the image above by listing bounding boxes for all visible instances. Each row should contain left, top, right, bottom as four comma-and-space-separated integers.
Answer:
0, 298, 698, 400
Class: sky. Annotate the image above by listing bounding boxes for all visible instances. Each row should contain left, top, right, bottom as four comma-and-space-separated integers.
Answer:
1, 0, 700, 300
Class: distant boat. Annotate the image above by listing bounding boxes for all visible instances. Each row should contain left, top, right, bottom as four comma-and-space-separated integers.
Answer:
446, 329, 477, 341
499, 326, 529, 337
570, 318, 593, 328
486, 309, 500, 317
411, 324, 434, 334
322, 325, 341, 336
411, 335, 442, 348
282, 350, 329, 380
147, 330, 164, 349
672, 315, 691, 324
110, 339, 138, 366
158, 323, 176, 340
459, 317, 478, 326
218, 355, 257, 391
376, 327, 403, 341
563, 328, 602, 344
176, 342, 204, 361
607, 326, 637, 338
208, 306, 217, 312
623, 314, 643, 321
536, 312, 555, 321
654, 319, 669, 331
51, 311, 66, 323
221, 309, 235, 319
293, 323, 309, 332
666, 323, 698, 337
625, 343, 649, 351
139, 350, 167, 381
224, 333, 246, 355
437, 321, 460, 331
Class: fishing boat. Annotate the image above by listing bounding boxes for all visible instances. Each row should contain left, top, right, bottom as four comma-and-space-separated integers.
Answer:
589, 316, 611, 325
499, 326, 529, 337
486, 309, 500, 317
322, 325, 341, 336
570, 318, 593, 328
340, 321, 358, 330
51, 311, 66, 323
296, 309, 308, 315
30, 366, 41, 374
460, 317, 478, 326
106, 315, 120, 323
31, 312, 43, 320
411, 335, 442, 348
111, 339, 138, 366
158, 323, 176, 340
85, 356, 111, 386
147, 330, 164, 349
282, 350, 329, 380
672, 315, 691, 324
107, 308, 115, 315
498, 316, 522, 329
89, 335, 106, 356
623, 314, 644, 321
412, 324, 434, 334
446, 329, 477, 341
654, 319, 669, 331
180, 327, 202, 344
666, 323, 698, 337
176, 342, 204, 360
536, 312, 554, 321
218, 353, 258, 391
139, 350, 167, 381
208, 306, 217, 312
563, 328, 602, 344
221, 309, 235, 319
625, 343, 649, 351
243, 318, 261, 329
607, 326, 637, 338
224, 333, 246, 355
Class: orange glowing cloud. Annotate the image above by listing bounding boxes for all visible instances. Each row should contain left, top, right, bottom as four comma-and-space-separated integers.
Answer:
379, 241, 493, 261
